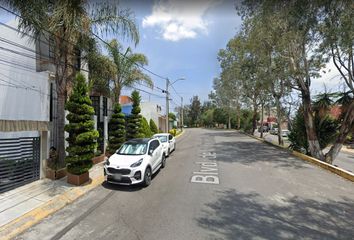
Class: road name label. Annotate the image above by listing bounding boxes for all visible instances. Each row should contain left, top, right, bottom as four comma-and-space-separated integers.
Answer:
191, 152, 219, 184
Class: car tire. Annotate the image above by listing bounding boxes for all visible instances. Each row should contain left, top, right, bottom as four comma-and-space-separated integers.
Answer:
161, 154, 166, 168
143, 167, 152, 187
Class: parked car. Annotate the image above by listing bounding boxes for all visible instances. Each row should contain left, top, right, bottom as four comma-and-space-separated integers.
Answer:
104, 138, 165, 186
258, 126, 268, 132
270, 128, 278, 135
153, 133, 176, 157
281, 130, 290, 137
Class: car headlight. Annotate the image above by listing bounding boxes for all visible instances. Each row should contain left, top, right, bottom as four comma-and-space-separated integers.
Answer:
130, 158, 143, 168
105, 158, 110, 166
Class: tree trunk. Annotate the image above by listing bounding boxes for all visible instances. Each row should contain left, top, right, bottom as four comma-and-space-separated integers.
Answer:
236, 104, 241, 130
260, 102, 264, 138
302, 90, 324, 160
228, 111, 231, 129
275, 96, 284, 145
252, 100, 258, 135
325, 101, 354, 163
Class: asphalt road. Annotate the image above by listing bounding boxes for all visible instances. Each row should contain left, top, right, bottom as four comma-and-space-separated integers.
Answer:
16, 129, 354, 240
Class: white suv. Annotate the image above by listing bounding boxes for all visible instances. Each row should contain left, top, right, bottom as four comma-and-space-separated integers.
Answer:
104, 138, 165, 186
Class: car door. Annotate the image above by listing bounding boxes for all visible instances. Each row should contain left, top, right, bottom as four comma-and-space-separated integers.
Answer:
149, 140, 160, 171
168, 134, 175, 150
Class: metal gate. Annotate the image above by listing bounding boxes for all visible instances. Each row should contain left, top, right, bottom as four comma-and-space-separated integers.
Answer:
0, 137, 40, 194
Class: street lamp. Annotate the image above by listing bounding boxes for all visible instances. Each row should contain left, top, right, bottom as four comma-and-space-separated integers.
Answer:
165, 77, 185, 132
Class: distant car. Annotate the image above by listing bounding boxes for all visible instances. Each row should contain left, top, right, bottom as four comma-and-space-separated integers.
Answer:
281, 130, 290, 137
153, 133, 176, 157
270, 128, 278, 135
104, 138, 165, 186
258, 126, 268, 132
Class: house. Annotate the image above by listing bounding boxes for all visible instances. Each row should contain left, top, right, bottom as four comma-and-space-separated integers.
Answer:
0, 19, 94, 193
119, 95, 165, 131
0, 19, 53, 193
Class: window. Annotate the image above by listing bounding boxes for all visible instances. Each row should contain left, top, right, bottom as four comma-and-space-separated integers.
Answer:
118, 143, 147, 155
168, 135, 173, 141
149, 140, 160, 152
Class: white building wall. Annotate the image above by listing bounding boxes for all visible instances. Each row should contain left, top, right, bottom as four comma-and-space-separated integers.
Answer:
0, 19, 50, 138
140, 102, 160, 127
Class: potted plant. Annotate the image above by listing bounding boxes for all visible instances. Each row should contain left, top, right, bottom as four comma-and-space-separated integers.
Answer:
92, 150, 105, 164
65, 73, 99, 186
45, 147, 67, 180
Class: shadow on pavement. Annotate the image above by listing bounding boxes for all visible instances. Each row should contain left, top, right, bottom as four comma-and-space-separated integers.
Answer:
101, 181, 143, 192
203, 131, 309, 169
197, 189, 354, 240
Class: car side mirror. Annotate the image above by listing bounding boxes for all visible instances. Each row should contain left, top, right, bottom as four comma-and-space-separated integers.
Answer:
149, 149, 154, 155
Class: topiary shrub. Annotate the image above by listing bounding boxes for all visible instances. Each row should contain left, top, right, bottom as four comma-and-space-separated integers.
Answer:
65, 73, 99, 175
149, 119, 158, 134
126, 90, 143, 139
141, 117, 153, 137
107, 103, 126, 154
169, 128, 177, 136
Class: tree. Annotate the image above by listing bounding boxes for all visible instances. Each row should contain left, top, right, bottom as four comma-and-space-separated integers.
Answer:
106, 39, 153, 103
149, 119, 158, 134
65, 73, 98, 175
189, 96, 201, 127
141, 117, 152, 138
5, 0, 139, 166
107, 103, 126, 154
126, 90, 143, 140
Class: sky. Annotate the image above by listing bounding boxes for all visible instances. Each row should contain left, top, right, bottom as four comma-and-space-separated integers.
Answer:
117, 0, 243, 111
0, 0, 345, 113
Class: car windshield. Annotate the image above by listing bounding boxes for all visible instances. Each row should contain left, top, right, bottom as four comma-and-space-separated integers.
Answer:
117, 143, 147, 155
156, 136, 167, 143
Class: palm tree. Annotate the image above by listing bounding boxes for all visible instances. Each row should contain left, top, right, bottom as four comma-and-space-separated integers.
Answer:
4, 0, 139, 166
106, 39, 153, 103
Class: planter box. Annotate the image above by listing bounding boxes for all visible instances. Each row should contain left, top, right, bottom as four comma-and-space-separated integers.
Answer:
92, 154, 105, 165
46, 168, 67, 180
67, 171, 89, 186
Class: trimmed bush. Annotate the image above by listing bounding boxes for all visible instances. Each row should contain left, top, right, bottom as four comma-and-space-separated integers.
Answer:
126, 90, 144, 139
149, 119, 158, 134
141, 117, 153, 137
107, 103, 126, 154
65, 73, 98, 175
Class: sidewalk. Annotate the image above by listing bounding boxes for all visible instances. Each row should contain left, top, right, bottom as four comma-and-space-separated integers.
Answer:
0, 162, 105, 240
253, 132, 354, 173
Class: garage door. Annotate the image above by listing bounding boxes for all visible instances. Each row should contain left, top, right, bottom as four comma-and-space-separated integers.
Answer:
0, 137, 40, 193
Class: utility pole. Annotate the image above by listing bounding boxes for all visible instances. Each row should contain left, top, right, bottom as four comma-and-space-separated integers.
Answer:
165, 78, 170, 133
181, 97, 184, 130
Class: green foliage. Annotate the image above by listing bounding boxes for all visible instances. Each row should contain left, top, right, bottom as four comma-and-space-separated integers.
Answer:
168, 112, 176, 121
141, 117, 153, 138
169, 128, 177, 137
149, 119, 158, 134
107, 103, 126, 154
288, 107, 339, 155
240, 109, 255, 133
126, 90, 143, 139
65, 73, 98, 175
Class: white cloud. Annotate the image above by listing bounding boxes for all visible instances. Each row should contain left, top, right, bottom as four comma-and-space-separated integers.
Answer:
142, 0, 217, 41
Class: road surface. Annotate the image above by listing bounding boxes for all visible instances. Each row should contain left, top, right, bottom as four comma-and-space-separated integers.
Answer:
16, 129, 354, 240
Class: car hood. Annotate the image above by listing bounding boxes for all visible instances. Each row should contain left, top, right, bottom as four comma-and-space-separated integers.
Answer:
108, 154, 147, 168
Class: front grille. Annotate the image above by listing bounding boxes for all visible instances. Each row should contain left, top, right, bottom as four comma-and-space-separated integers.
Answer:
107, 167, 131, 175
107, 176, 132, 184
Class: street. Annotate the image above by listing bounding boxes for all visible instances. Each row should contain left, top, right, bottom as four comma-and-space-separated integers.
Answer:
16, 129, 354, 240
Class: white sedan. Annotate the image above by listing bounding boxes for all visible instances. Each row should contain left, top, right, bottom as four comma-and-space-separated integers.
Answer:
104, 138, 165, 186
153, 133, 176, 157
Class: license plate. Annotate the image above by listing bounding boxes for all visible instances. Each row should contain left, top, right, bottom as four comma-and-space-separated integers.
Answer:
113, 174, 122, 180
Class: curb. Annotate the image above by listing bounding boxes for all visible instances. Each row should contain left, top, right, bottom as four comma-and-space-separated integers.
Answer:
175, 129, 185, 139
0, 174, 105, 240
241, 132, 354, 183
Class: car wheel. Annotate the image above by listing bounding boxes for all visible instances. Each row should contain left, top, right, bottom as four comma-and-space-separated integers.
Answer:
143, 167, 152, 187
161, 154, 166, 168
